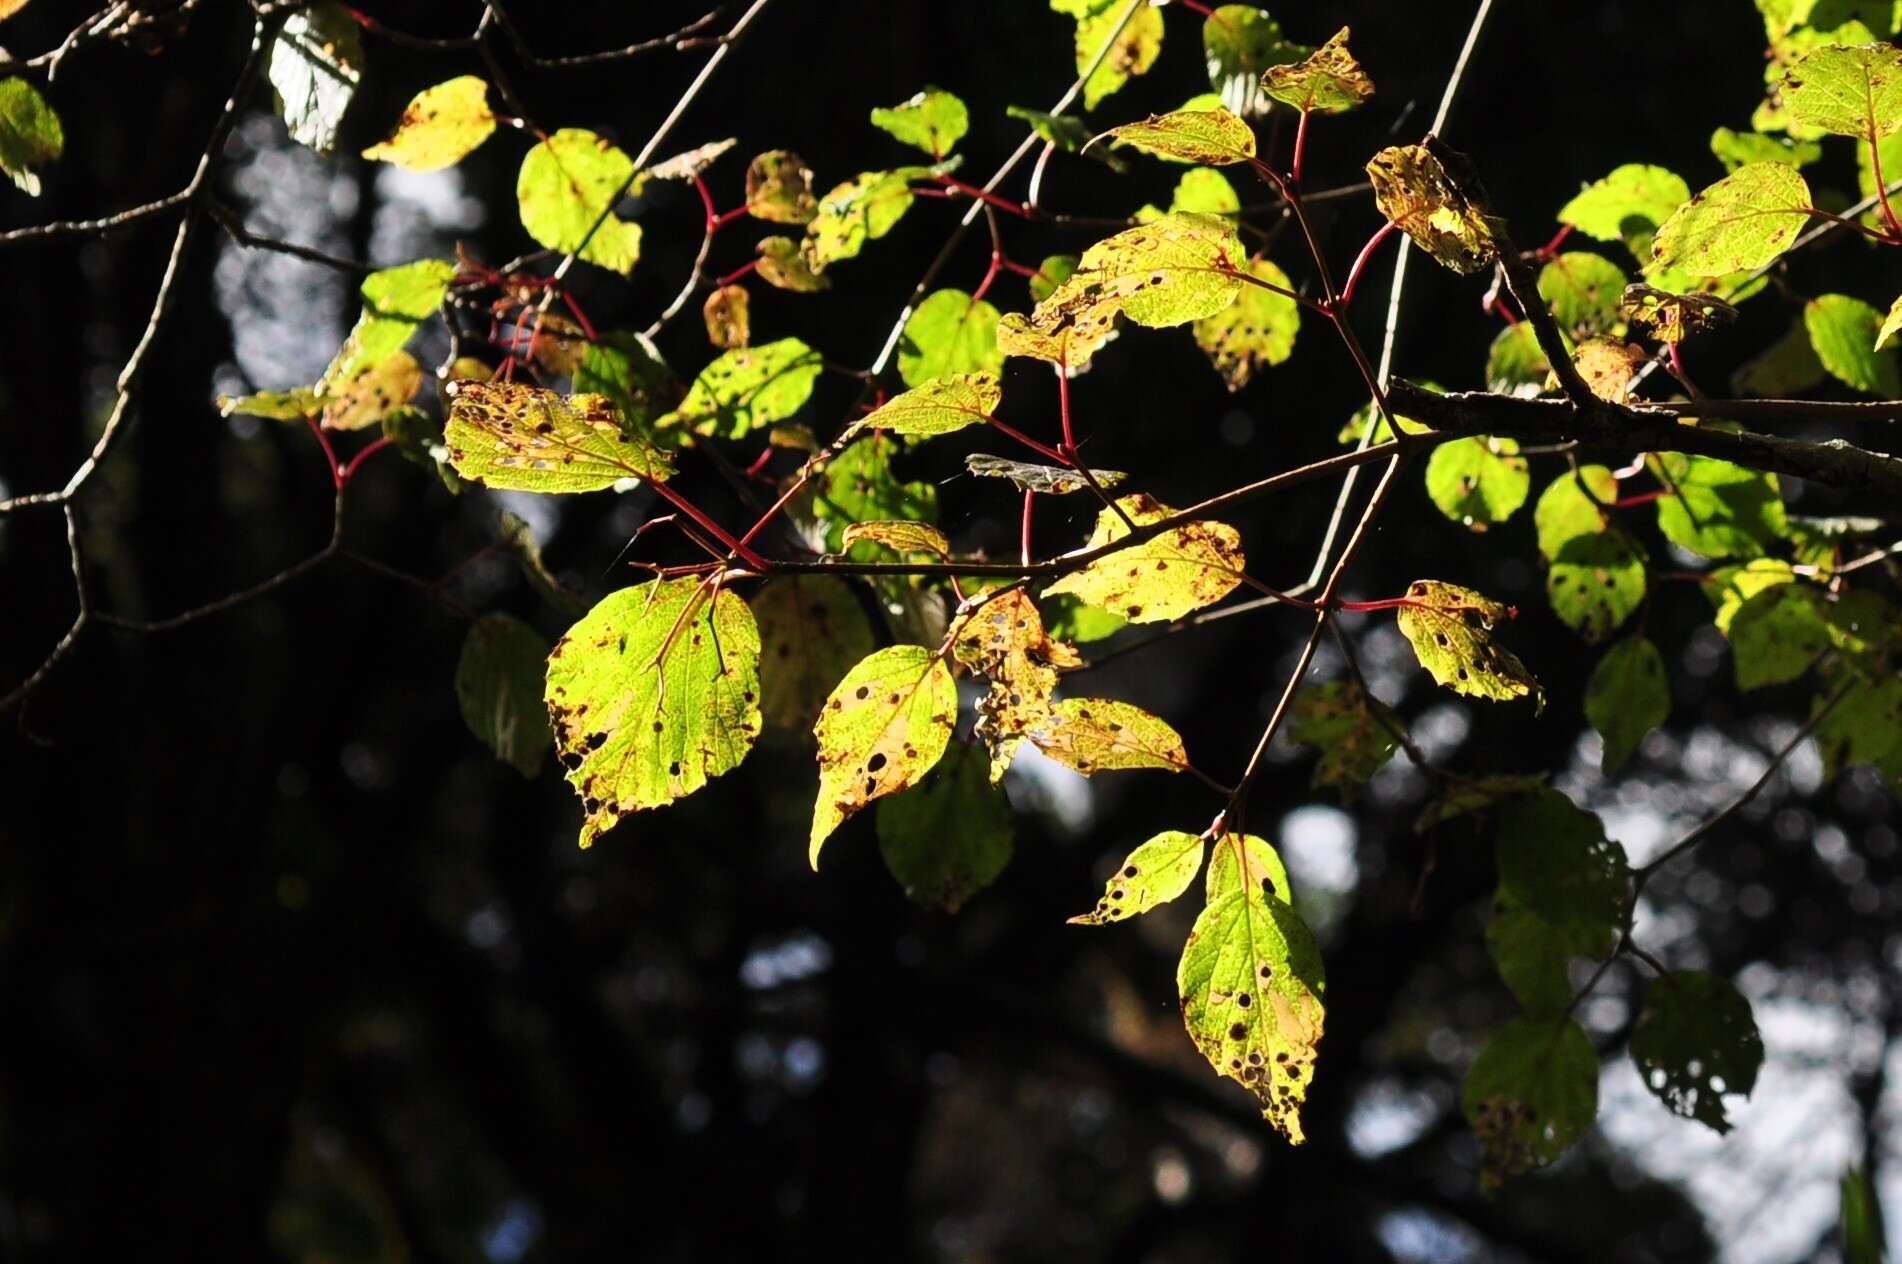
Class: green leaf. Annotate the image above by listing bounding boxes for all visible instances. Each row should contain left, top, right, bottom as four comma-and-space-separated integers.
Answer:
1179, 836, 1326, 1143
1805, 293, 1901, 394
1366, 141, 1498, 274
1549, 530, 1647, 645
1880, 295, 1902, 351
810, 645, 958, 867
1495, 789, 1629, 933
804, 166, 928, 268
1423, 437, 1529, 530
1702, 559, 1799, 633
1842, 1164, 1888, 1264
1074, 1, 1164, 111
656, 337, 822, 439
842, 520, 952, 560
444, 381, 673, 492
1852, 128, 1902, 230
1204, 831, 1292, 904
1780, 41, 1902, 137
1710, 124, 1822, 171
1647, 162, 1811, 278
1733, 315, 1829, 395
1200, 5, 1309, 117
745, 150, 818, 223
1630, 970, 1764, 1134
455, 613, 551, 777
516, 129, 643, 274
858, 372, 1000, 440
1104, 108, 1256, 165
1044, 493, 1245, 623
573, 334, 678, 434
1487, 323, 1552, 393
1192, 256, 1299, 390
1068, 829, 1205, 924
1137, 166, 1241, 221
1815, 670, 1902, 783
1487, 889, 1614, 1017
217, 388, 322, 421
1537, 252, 1628, 337
814, 436, 937, 553
361, 76, 496, 171
877, 741, 1012, 912
1653, 453, 1788, 560
870, 88, 969, 157
897, 290, 1003, 387
324, 258, 457, 384
1463, 1016, 1599, 1190
1028, 697, 1190, 775
267, 4, 362, 154
1415, 773, 1547, 832
1558, 164, 1689, 244
1395, 580, 1544, 708
1286, 681, 1401, 799
1027, 254, 1079, 304
1586, 636, 1669, 775
1042, 594, 1126, 643
1261, 27, 1373, 114
546, 579, 763, 848
749, 576, 877, 731
1729, 580, 1831, 689
1006, 104, 1092, 151
0, 77, 62, 195
1534, 465, 1615, 561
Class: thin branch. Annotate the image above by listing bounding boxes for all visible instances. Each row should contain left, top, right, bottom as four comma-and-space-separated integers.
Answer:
0, 190, 192, 247
485, 2, 726, 69
207, 200, 377, 272
0, 506, 89, 712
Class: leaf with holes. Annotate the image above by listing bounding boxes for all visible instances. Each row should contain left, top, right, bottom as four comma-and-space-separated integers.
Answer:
1557, 164, 1689, 244
842, 521, 952, 560
862, 371, 1001, 439
1072, 0, 1164, 111
322, 350, 422, 432
1287, 682, 1401, 800
1652, 453, 1788, 560
1366, 139, 1497, 274
954, 589, 1080, 780
1549, 530, 1647, 645
804, 166, 929, 269
746, 150, 817, 223
1538, 252, 1628, 337
1424, 437, 1529, 531
1631, 971, 1764, 1134
703, 284, 750, 349
1487, 889, 1615, 1017
1193, 256, 1299, 390
268, 4, 362, 154
1534, 466, 1616, 561
1621, 283, 1738, 345
546, 579, 762, 848
871, 88, 969, 158
1570, 337, 1646, 403
1780, 42, 1902, 137
361, 76, 495, 171
1647, 162, 1810, 278
0, 77, 62, 195
516, 129, 644, 274
1044, 493, 1244, 623
1729, 580, 1832, 689
1202, 4, 1308, 116
810, 645, 958, 867
1806, 293, 1901, 395
1204, 832, 1292, 903
1495, 789, 1629, 933
1586, 635, 1669, 775
898, 290, 1003, 387
754, 235, 828, 291
877, 741, 1012, 913
1179, 842, 1326, 1143
444, 381, 673, 492
1028, 697, 1188, 776
1261, 27, 1372, 114
456, 613, 550, 778
1069, 830, 1205, 925
656, 337, 821, 439
1105, 107, 1256, 164
749, 577, 877, 731
965, 453, 1127, 495
1463, 1016, 1598, 1190
1396, 580, 1544, 708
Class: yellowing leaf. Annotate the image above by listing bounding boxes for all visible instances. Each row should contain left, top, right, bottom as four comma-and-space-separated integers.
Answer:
842, 520, 952, 559
1464, 1017, 1598, 1190
1779, 42, 1902, 137
1395, 580, 1544, 708
1192, 256, 1299, 390
361, 75, 495, 171
749, 576, 877, 730
804, 166, 928, 269
1366, 140, 1497, 274
1260, 27, 1372, 114
1027, 697, 1188, 775
1044, 493, 1244, 623
546, 579, 763, 848
1878, 294, 1902, 350
810, 646, 958, 867
1286, 681, 1401, 798
444, 380, 673, 492
656, 337, 821, 439
954, 589, 1081, 778
517, 129, 643, 274
1069, 830, 1205, 924
1105, 107, 1257, 164
702, 284, 750, 350
755, 235, 829, 290
862, 371, 1000, 439
323, 258, 457, 386
1647, 161, 1811, 278
1570, 337, 1646, 403
965, 453, 1127, 495
1179, 835, 1326, 1143
870, 88, 969, 157
0, 77, 62, 195
1074, 1, 1164, 111
746, 150, 817, 223
322, 349, 422, 431
218, 388, 322, 421
1620, 283, 1738, 344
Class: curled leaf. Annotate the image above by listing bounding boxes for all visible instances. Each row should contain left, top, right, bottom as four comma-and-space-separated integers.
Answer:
746, 150, 818, 223
965, 453, 1126, 495
1104, 107, 1257, 165
1366, 138, 1498, 274
1260, 27, 1372, 114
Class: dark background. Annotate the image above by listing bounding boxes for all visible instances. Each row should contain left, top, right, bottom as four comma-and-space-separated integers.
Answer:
2, 2, 1896, 1261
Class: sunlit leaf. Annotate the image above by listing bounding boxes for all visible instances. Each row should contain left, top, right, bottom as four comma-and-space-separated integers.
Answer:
1621, 283, 1738, 344
1261, 27, 1372, 114
842, 520, 952, 560
1487, 888, 1614, 1017
1042, 594, 1126, 643
656, 337, 821, 439
863, 371, 1001, 439
323, 259, 457, 385
361, 76, 496, 171
322, 349, 422, 431
815, 435, 937, 553
645, 138, 737, 183
1779, 41, 1902, 137
1204, 831, 1291, 903
0, 77, 62, 195
517, 129, 643, 274
1395, 580, 1544, 708
1200, 5, 1308, 117
965, 453, 1126, 495
1852, 127, 1902, 230
745, 150, 818, 223
444, 380, 673, 491
1044, 493, 1244, 623
953, 588, 1079, 778
1538, 252, 1628, 338
455, 613, 550, 777
1647, 161, 1811, 278
1570, 336, 1646, 403
1702, 559, 1798, 633
804, 166, 929, 268
871, 88, 969, 157
1651, 453, 1788, 560
1028, 696, 1188, 775
1366, 139, 1497, 274
877, 741, 1012, 912
267, 4, 361, 154
1557, 164, 1689, 244
218, 387, 322, 421
702, 284, 751, 350
1192, 256, 1299, 389
810, 645, 958, 867
754, 235, 829, 291
1728, 580, 1831, 689
1710, 125, 1821, 171
749, 576, 877, 731
1423, 436, 1529, 531
574, 334, 679, 435
1073, 828, 1209, 924
1805, 293, 1901, 394
1073, 0, 1164, 111
1585, 635, 1669, 775
1880, 294, 1902, 351
1105, 107, 1256, 165
1534, 465, 1616, 562
547, 579, 762, 848
1630, 971, 1764, 1134
898, 289, 1003, 387
1463, 1016, 1598, 1190
1286, 681, 1401, 799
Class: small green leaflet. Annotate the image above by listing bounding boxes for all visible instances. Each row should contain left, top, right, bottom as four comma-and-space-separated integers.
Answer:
1104, 107, 1257, 165
1286, 682, 1401, 798
1537, 252, 1628, 338
1779, 42, 1902, 137
966, 453, 1125, 495
1193, 256, 1299, 390
325, 258, 457, 385
444, 381, 673, 492
1585, 636, 1669, 775
546, 579, 763, 848
1495, 789, 1629, 934
1423, 436, 1529, 530
804, 166, 929, 269
1487, 888, 1614, 1017
1068, 830, 1205, 924
1557, 164, 1689, 244
861, 371, 1000, 439
1028, 697, 1189, 776
1178, 833, 1326, 1144
1044, 493, 1244, 623
1463, 1016, 1598, 1190
1366, 140, 1497, 274
1652, 453, 1788, 560
898, 289, 1003, 387
0, 77, 62, 195
656, 337, 821, 439
870, 88, 969, 158
1710, 125, 1821, 171
517, 129, 643, 274
1204, 832, 1292, 904
455, 613, 551, 778
810, 645, 958, 867
749, 576, 877, 730
1260, 27, 1373, 115
1200, 5, 1309, 117
361, 76, 496, 171
1647, 161, 1811, 278
1630, 971, 1764, 1134
877, 741, 1012, 913
1806, 294, 1901, 394
1395, 580, 1544, 708
1728, 580, 1831, 689
745, 150, 818, 223
1071, 0, 1164, 111
267, 4, 361, 154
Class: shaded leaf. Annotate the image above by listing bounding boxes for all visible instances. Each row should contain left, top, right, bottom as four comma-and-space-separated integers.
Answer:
1193, 255, 1299, 389
1006, 104, 1092, 151
444, 380, 673, 492
1487, 889, 1614, 1017
1647, 161, 1811, 278
1538, 252, 1628, 337
965, 453, 1125, 495
1395, 580, 1544, 708
810, 645, 958, 867
1487, 322, 1552, 394
517, 129, 643, 274
871, 88, 969, 158
749, 576, 877, 730
877, 741, 1012, 912
574, 333, 679, 434
898, 289, 1003, 387
1286, 681, 1401, 798
1415, 773, 1547, 832
1044, 493, 1245, 623
1068, 829, 1205, 924
656, 337, 821, 439
1201, 4, 1309, 117
1366, 139, 1497, 274
1733, 315, 1828, 395
1631, 971, 1764, 1133
1260, 27, 1372, 114
1495, 789, 1629, 932
455, 613, 550, 777
702, 284, 750, 349
1463, 1017, 1599, 1190
815, 436, 937, 553
1621, 283, 1738, 344
1586, 636, 1669, 775
1534, 465, 1616, 561
267, 4, 361, 154
1728, 580, 1831, 689
1548, 530, 1647, 645
1814, 669, 1902, 783
361, 75, 495, 171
